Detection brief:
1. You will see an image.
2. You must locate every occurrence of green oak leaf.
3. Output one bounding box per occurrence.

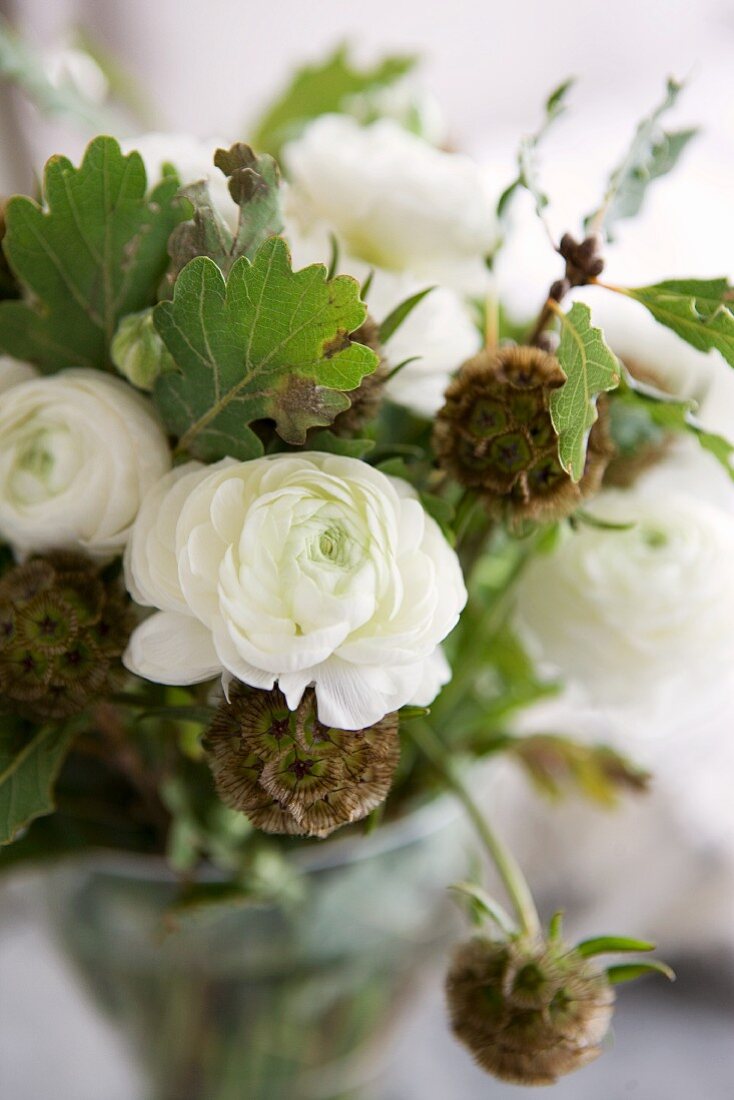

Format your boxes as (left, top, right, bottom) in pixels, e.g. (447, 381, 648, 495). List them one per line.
(618, 278, 734, 367)
(154, 237, 379, 461)
(252, 44, 416, 157)
(0, 136, 189, 372)
(0, 721, 77, 845)
(615, 369, 734, 479)
(550, 302, 621, 481)
(166, 143, 283, 284)
(585, 78, 696, 239)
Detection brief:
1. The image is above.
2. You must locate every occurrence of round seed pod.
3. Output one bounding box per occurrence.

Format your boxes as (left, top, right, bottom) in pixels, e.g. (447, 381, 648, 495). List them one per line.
(0, 552, 133, 721)
(446, 934, 615, 1086)
(434, 346, 612, 522)
(204, 683, 400, 838)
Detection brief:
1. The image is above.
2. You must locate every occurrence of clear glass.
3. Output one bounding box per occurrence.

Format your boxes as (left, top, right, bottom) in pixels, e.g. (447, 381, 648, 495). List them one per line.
(43, 799, 465, 1100)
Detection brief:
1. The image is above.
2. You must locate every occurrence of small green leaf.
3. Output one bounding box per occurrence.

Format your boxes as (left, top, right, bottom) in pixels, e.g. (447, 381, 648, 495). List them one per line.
(0, 722, 77, 845)
(378, 286, 436, 344)
(306, 431, 375, 458)
(548, 911, 564, 942)
(550, 301, 621, 480)
(0, 137, 189, 372)
(617, 278, 734, 368)
(577, 935, 655, 958)
(166, 143, 283, 283)
(585, 78, 696, 238)
(154, 237, 379, 461)
(496, 78, 575, 222)
(449, 881, 516, 935)
(607, 960, 676, 985)
(616, 370, 734, 480)
(253, 44, 417, 157)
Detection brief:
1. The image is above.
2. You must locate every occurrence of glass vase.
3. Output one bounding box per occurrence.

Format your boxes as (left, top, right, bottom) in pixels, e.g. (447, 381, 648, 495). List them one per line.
(43, 798, 465, 1100)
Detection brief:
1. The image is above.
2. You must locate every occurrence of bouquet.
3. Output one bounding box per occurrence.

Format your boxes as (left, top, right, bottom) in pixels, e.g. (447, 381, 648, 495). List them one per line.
(1, 37, 732, 1091)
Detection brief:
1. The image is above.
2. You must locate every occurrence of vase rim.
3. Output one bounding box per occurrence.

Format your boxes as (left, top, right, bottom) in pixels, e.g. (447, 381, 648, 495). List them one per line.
(54, 792, 462, 884)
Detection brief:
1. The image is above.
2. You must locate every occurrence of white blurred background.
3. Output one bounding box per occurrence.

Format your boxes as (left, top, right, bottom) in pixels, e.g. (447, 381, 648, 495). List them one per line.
(0, 1, 733, 1097)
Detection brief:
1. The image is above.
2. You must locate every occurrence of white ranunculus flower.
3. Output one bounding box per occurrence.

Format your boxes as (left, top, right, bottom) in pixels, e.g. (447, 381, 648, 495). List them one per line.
(367, 274, 481, 418)
(124, 453, 467, 729)
(0, 356, 36, 395)
(0, 369, 171, 558)
(283, 115, 495, 293)
(515, 487, 734, 719)
(122, 133, 234, 226)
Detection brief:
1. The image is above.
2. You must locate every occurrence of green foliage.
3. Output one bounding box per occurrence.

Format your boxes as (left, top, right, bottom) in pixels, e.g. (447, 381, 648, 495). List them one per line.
(550, 302, 621, 480)
(154, 237, 378, 461)
(0, 15, 122, 131)
(576, 935, 655, 958)
(510, 734, 650, 807)
(607, 960, 676, 985)
(585, 79, 696, 239)
(495, 79, 574, 225)
(0, 137, 188, 372)
(378, 286, 435, 343)
(0, 719, 77, 845)
(618, 278, 734, 368)
(166, 143, 283, 283)
(252, 44, 417, 157)
(615, 370, 734, 480)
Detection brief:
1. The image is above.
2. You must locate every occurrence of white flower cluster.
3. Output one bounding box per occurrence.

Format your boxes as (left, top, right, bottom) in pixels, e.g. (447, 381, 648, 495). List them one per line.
(283, 115, 495, 416)
(123, 453, 466, 729)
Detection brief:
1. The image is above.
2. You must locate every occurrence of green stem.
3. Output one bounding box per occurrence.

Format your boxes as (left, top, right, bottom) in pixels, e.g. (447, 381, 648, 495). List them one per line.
(407, 721, 541, 941)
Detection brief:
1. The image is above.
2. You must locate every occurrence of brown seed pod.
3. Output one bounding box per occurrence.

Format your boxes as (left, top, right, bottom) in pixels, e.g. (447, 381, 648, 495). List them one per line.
(446, 935, 615, 1086)
(204, 683, 400, 838)
(0, 552, 133, 721)
(434, 346, 612, 522)
(330, 316, 389, 437)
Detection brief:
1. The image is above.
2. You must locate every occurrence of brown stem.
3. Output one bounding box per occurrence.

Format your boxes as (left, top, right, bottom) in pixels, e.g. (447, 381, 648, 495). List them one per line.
(91, 702, 169, 833)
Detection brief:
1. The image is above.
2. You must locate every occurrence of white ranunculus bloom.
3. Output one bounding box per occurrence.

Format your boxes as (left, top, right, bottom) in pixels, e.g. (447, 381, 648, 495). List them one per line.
(124, 453, 467, 729)
(0, 356, 36, 395)
(367, 274, 481, 418)
(0, 369, 171, 558)
(122, 133, 234, 225)
(515, 487, 734, 719)
(283, 115, 495, 293)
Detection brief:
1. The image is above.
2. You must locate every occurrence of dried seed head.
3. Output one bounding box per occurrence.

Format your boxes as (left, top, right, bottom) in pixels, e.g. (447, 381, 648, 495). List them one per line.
(434, 346, 612, 522)
(204, 683, 400, 838)
(330, 316, 389, 437)
(0, 553, 133, 720)
(446, 935, 615, 1086)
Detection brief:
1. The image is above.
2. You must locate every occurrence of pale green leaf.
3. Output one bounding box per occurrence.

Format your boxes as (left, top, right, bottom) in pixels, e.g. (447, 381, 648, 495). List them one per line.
(576, 935, 655, 958)
(496, 78, 575, 222)
(166, 143, 283, 283)
(615, 370, 734, 480)
(0, 722, 76, 845)
(154, 237, 379, 461)
(585, 78, 696, 238)
(0, 136, 189, 372)
(607, 960, 676, 985)
(550, 302, 621, 480)
(378, 286, 435, 343)
(619, 277, 734, 367)
(253, 45, 416, 157)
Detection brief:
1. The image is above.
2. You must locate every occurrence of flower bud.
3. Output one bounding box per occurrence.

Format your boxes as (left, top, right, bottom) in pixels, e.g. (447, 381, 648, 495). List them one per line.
(446, 935, 614, 1085)
(0, 553, 133, 720)
(204, 683, 400, 838)
(434, 346, 612, 521)
(111, 308, 175, 391)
